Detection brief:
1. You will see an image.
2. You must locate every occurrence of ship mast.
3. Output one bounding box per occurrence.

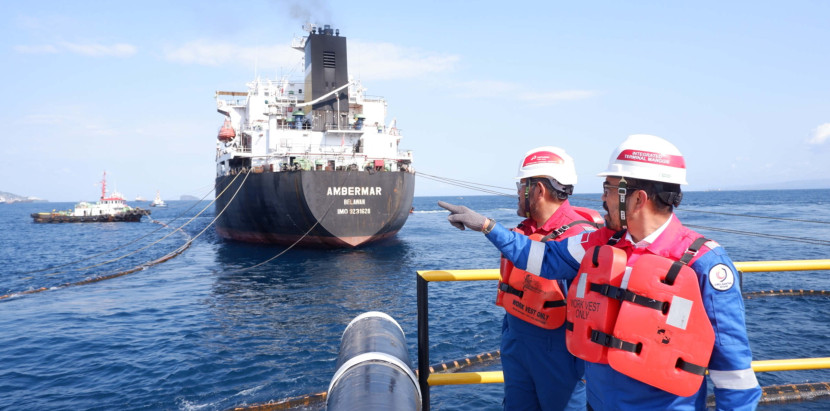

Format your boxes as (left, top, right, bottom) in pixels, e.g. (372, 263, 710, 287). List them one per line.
(101, 171, 107, 200)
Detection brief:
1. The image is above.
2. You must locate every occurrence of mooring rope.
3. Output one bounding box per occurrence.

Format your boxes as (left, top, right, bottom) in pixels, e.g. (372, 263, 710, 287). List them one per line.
(221, 168, 356, 274)
(685, 224, 830, 247)
(419, 170, 830, 249)
(0, 219, 193, 301)
(38, 171, 247, 277)
(15, 177, 229, 277)
(0, 171, 252, 301)
(417, 172, 513, 196)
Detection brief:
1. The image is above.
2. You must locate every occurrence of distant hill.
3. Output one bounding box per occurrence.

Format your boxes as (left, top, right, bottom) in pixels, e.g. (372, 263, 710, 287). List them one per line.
(180, 195, 199, 201)
(0, 190, 46, 203)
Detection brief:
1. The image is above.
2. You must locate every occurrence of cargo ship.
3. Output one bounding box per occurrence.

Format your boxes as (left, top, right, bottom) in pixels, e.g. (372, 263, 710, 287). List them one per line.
(31, 171, 150, 223)
(213, 24, 415, 248)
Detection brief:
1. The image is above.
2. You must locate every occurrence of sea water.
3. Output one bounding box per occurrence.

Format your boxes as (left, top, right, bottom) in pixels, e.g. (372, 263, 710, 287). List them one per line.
(1, 190, 829, 410)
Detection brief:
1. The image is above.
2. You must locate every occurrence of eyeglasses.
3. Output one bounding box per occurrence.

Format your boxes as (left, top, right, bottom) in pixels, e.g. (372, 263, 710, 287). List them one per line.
(516, 180, 531, 192)
(602, 182, 641, 197)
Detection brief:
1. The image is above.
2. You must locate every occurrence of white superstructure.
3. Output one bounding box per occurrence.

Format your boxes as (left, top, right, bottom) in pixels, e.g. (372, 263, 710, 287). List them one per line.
(214, 25, 413, 178)
(72, 172, 137, 216)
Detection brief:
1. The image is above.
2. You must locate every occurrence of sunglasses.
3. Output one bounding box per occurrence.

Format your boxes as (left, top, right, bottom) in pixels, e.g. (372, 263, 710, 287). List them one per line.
(602, 182, 641, 196)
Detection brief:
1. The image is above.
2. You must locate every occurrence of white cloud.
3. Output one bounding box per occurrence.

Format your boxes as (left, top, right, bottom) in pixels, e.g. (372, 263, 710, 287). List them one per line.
(452, 80, 597, 106)
(808, 123, 830, 144)
(349, 41, 460, 80)
(164, 39, 460, 81)
(164, 40, 300, 70)
(59, 42, 136, 57)
(13, 42, 136, 57)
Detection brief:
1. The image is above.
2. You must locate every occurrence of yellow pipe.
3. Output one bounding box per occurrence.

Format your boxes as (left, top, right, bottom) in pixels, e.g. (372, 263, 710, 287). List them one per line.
(417, 269, 500, 282)
(734, 259, 830, 272)
(751, 357, 830, 372)
(426, 357, 830, 386)
(428, 371, 505, 386)
(418, 259, 830, 282)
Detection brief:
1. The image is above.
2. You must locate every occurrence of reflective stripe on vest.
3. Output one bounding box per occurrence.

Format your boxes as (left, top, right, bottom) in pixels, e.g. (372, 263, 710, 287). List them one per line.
(498, 233, 568, 329)
(497, 219, 598, 330)
(565, 245, 628, 363)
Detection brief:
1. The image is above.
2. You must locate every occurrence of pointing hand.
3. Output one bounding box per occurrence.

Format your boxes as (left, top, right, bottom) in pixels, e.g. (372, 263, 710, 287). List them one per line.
(437, 201, 489, 232)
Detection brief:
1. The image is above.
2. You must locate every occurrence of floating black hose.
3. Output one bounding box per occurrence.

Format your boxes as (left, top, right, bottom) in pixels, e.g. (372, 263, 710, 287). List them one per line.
(744, 289, 830, 299)
(230, 392, 327, 411)
(414, 350, 501, 376)
(707, 382, 830, 408)
(0, 219, 193, 301)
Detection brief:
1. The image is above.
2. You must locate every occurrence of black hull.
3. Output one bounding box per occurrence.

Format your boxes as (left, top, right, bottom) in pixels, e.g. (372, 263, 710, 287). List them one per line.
(31, 210, 149, 223)
(215, 170, 415, 248)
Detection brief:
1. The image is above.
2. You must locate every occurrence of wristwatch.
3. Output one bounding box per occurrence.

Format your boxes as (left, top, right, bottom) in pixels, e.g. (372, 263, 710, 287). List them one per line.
(482, 218, 496, 235)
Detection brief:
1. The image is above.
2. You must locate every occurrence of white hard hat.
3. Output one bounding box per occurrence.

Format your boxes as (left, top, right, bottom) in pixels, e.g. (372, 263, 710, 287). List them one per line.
(598, 134, 688, 185)
(515, 146, 578, 185)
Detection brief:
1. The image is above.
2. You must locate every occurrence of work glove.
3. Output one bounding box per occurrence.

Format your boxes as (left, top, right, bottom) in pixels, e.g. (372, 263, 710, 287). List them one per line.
(438, 201, 489, 232)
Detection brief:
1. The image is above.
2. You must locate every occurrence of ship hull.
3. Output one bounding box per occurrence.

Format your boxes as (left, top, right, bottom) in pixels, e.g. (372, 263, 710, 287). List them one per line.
(214, 170, 415, 248)
(31, 210, 149, 223)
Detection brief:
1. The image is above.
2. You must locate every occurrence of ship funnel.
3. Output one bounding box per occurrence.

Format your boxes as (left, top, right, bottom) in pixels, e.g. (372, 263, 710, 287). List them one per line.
(303, 25, 348, 132)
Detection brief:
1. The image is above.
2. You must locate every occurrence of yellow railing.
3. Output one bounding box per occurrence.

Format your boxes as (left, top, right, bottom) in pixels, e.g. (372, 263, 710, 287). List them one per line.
(735, 259, 830, 272)
(419, 259, 830, 282)
(428, 357, 830, 386)
(416, 259, 830, 409)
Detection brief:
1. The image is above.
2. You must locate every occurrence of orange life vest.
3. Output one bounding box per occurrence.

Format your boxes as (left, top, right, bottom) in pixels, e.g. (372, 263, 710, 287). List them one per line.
(566, 238, 715, 397)
(573, 206, 604, 226)
(497, 212, 600, 329)
(497, 233, 568, 329)
(564, 245, 628, 362)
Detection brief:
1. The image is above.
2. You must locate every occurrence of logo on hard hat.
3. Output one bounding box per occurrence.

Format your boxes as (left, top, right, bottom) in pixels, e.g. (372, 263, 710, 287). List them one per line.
(523, 151, 564, 167)
(617, 149, 685, 169)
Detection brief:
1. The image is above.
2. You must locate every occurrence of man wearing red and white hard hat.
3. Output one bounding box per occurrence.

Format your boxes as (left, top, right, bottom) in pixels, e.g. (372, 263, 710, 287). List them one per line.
(440, 135, 762, 410)
(497, 146, 601, 411)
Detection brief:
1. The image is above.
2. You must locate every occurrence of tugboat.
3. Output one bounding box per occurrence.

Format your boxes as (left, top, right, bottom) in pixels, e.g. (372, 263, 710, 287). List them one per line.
(150, 190, 166, 207)
(31, 172, 150, 223)
(213, 24, 415, 248)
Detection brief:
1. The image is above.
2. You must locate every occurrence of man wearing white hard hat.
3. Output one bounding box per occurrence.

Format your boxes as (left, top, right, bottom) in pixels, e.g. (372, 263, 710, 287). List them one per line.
(439, 135, 761, 410)
(497, 146, 601, 411)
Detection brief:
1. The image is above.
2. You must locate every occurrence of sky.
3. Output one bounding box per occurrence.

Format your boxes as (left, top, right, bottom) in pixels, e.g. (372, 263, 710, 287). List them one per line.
(2, 1, 829, 201)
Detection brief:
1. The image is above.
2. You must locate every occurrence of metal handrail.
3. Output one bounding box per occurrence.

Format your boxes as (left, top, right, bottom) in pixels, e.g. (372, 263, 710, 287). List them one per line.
(428, 357, 830, 386)
(419, 259, 830, 282)
(416, 259, 830, 410)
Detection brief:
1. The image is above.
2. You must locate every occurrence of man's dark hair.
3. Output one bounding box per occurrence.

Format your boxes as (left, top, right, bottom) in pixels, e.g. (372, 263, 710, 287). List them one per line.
(624, 177, 682, 213)
(533, 177, 572, 201)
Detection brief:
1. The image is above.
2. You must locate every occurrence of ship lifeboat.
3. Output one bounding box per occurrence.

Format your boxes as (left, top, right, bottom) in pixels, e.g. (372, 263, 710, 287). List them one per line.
(218, 119, 236, 142)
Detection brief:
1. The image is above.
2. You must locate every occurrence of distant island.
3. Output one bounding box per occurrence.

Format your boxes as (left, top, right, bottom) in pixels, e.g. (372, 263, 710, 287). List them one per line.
(0, 190, 46, 204)
(180, 195, 199, 201)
